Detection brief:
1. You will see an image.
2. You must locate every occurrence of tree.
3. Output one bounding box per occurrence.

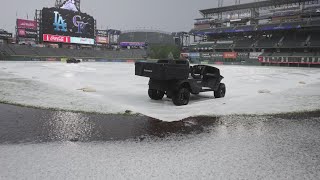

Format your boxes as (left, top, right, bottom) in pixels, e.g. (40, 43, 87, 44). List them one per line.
(149, 45, 180, 60)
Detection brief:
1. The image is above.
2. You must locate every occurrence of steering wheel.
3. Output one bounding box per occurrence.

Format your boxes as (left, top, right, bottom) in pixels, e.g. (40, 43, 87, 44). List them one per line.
(191, 66, 203, 79)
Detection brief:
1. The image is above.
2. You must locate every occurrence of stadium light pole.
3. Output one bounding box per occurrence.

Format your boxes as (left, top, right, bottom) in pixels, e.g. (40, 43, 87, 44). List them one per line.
(218, 0, 223, 7)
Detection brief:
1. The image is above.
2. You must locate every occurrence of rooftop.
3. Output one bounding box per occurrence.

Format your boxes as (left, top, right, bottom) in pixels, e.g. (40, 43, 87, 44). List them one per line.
(200, 0, 314, 15)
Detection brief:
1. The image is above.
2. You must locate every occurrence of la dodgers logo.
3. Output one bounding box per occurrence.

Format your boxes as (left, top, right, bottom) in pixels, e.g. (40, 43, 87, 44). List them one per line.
(53, 11, 67, 32)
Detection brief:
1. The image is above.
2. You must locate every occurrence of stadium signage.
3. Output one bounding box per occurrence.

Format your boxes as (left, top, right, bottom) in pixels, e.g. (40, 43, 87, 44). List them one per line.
(73, 15, 88, 34)
(249, 52, 263, 59)
(189, 53, 200, 57)
(237, 52, 249, 57)
(0, 32, 12, 39)
(70, 37, 94, 45)
(216, 40, 233, 44)
(17, 19, 37, 30)
(18, 29, 37, 38)
(43, 34, 71, 43)
(96, 36, 108, 44)
(96, 30, 108, 37)
(201, 53, 212, 58)
(42, 8, 94, 39)
(212, 53, 223, 58)
(223, 52, 237, 59)
(120, 42, 145, 47)
(180, 53, 189, 58)
(53, 11, 67, 32)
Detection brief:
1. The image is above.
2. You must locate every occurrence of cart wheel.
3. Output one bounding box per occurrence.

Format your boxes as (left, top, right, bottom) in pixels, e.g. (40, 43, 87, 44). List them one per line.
(172, 88, 190, 106)
(214, 83, 226, 98)
(148, 89, 165, 100)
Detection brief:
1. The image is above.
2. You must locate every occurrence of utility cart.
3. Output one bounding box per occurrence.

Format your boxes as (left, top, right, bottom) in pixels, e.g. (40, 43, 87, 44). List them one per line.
(135, 60, 226, 106)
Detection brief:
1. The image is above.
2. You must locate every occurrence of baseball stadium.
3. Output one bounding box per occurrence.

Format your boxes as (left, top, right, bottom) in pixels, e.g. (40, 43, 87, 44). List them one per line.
(189, 0, 320, 67)
(0, 0, 176, 62)
(1, 0, 320, 68)
(1, 1, 320, 179)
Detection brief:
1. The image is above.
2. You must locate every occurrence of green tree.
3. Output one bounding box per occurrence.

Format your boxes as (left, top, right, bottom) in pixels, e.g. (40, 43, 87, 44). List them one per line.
(149, 45, 180, 60)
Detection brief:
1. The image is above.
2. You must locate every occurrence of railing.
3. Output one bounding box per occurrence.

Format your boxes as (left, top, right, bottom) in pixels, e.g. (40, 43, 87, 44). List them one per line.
(121, 29, 172, 35)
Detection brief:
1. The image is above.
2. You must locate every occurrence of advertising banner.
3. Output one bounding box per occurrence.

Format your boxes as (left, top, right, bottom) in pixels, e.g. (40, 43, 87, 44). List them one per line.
(42, 7, 95, 39)
(223, 52, 238, 59)
(201, 53, 212, 58)
(120, 42, 145, 47)
(18, 29, 37, 38)
(180, 53, 189, 57)
(96, 36, 108, 44)
(249, 52, 263, 59)
(212, 53, 223, 58)
(70, 37, 94, 45)
(43, 34, 71, 43)
(189, 52, 200, 57)
(96, 30, 108, 37)
(216, 40, 233, 44)
(17, 19, 37, 30)
(237, 52, 249, 58)
(0, 32, 12, 39)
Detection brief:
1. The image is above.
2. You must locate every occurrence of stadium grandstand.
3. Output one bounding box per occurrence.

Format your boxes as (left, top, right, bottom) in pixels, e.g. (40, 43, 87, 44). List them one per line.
(0, 43, 147, 61)
(119, 30, 175, 46)
(187, 0, 320, 67)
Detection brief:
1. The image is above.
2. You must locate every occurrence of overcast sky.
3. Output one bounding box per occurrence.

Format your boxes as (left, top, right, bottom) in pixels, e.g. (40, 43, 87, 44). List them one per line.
(0, 0, 253, 33)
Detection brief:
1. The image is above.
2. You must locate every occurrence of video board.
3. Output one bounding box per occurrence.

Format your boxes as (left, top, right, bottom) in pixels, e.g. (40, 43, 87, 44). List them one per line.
(42, 7, 94, 39)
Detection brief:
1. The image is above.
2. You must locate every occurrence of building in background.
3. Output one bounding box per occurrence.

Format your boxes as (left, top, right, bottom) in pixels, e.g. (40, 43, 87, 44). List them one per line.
(187, 0, 320, 67)
(0, 29, 13, 44)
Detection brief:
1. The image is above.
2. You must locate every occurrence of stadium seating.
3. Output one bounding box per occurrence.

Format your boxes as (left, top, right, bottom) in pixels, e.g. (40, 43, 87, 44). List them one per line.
(281, 33, 308, 48)
(119, 31, 175, 45)
(215, 27, 235, 34)
(256, 35, 282, 48)
(272, 52, 293, 57)
(309, 33, 320, 47)
(308, 19, 320, 26)
(8, 45, 38, 56)
(280, 21, 305, 28)
(234, 38, 255, 48)
(257, 23, 280, 31)
(292, 52, 315, 57)
(0, 44, 15, 55)
(214, 43, 232, 49)
(0, 44, 147, 60)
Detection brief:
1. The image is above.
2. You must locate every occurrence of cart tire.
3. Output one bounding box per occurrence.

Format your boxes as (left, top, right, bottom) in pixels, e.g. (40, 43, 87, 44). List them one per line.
(148, 89, 165, 100)
(214, 83, 226, 98)
(172, 88, 190, 106)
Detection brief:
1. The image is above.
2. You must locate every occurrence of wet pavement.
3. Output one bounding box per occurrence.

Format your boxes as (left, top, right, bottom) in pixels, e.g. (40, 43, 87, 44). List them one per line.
(0, 103, 320, 179)
(0, 103, 219, 144)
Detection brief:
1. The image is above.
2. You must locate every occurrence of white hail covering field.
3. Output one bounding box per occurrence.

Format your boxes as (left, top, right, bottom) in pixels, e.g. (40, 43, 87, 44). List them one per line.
(0, 61, 320, 121)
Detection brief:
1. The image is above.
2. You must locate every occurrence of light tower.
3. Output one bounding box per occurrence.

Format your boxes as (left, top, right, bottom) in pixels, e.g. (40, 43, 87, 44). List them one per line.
(218, 0, 223, 7)
(55, 0, 81, 11)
